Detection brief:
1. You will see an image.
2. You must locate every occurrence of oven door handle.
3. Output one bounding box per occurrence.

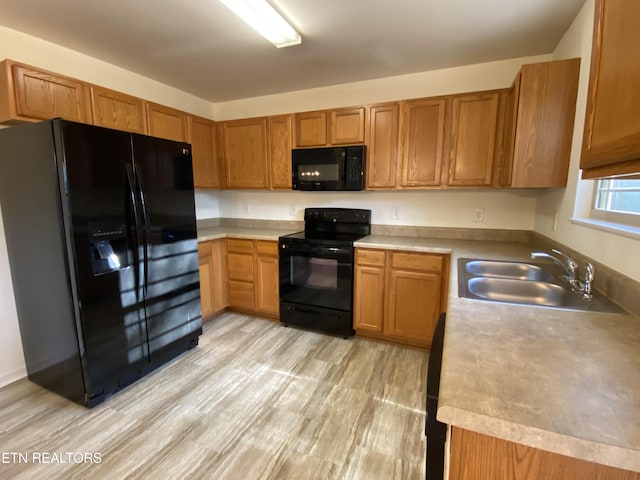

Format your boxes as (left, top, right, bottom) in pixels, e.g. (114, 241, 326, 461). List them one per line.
(280, 242, 352, 257)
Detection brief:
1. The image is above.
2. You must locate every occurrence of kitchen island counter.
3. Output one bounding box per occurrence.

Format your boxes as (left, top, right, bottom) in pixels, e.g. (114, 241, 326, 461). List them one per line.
(355, 234, 640, 473)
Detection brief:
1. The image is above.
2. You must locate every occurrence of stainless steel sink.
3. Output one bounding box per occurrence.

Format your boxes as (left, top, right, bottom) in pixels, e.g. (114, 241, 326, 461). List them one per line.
(458, 258, 624, 314)
(467, 277, 580, 307)
(465, 259, 555, 282)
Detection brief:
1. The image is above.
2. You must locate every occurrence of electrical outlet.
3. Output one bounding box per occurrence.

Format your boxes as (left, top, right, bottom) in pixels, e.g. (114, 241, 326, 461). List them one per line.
(242, 203, 250, 216)
(391, 207, 400, 219)
(289, 205, 297, 217)
(553, 211, 559, 232)
(474, 208, 484, 222)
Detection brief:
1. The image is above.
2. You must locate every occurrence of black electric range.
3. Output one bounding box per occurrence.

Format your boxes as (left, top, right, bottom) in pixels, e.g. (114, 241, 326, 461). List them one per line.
(278, 208, 371, 337)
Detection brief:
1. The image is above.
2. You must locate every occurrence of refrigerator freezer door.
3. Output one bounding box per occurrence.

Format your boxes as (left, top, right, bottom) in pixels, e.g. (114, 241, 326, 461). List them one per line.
(58, 121, 149, 398)
(131, 134, 202, 361)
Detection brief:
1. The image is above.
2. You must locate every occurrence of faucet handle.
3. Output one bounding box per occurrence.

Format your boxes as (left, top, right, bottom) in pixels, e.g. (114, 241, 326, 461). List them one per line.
(583, 262, 594, 299)
(551, 249, 579, 287)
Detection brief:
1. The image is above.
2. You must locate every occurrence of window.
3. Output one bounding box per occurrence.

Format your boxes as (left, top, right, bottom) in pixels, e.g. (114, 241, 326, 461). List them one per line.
(592, 178, 640, 227)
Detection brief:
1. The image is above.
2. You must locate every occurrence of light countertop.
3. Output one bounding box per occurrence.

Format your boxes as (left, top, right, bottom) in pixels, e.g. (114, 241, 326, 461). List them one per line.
(356, 234, 640, 473)
(199, 227, 640, 472)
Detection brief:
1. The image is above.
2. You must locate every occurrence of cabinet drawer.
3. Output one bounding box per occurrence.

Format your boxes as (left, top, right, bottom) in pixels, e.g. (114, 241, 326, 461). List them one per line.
(390, 252, 443, 273)
(227, 253, 254, 280)
(228, 280, 255, 309)
(256, 240, 278, 256)
(226, 238, 254, 254)
(356, 249, 386, 267)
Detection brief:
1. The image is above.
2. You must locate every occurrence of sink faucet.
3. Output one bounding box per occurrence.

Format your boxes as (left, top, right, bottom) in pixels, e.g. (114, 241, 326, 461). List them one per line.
(531, 249, 595, 299)
(530, 249, 579, 289)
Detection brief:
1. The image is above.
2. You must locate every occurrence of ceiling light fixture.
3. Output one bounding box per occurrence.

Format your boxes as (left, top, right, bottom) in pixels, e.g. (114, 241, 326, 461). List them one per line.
(220, 0, 301, 48)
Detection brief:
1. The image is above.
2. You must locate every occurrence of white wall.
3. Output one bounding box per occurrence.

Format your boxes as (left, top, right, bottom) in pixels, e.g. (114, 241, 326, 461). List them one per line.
(214, 55, 551, 120)
(217, 189, 537, 230)
(534, 0, 640, 283)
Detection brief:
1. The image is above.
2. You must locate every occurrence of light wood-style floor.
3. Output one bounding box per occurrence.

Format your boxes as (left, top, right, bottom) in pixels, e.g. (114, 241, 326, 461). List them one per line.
(0, 313, 428, 479)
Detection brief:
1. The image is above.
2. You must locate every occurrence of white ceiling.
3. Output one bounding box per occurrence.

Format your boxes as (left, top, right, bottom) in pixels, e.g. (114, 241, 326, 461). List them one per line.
(0, 0, 587, 102)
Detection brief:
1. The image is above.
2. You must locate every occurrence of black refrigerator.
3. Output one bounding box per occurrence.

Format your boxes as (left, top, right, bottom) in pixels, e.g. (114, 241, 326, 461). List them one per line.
(0, 119, 202, 407)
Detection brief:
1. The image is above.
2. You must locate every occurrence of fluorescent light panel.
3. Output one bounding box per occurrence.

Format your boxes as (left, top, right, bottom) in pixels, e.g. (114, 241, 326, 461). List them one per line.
(220, 0, 301, 48)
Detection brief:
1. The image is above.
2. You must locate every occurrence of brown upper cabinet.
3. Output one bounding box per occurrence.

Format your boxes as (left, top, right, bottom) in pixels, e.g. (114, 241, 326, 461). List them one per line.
(500, 58, 580, 188)
(445, 91, 501, 187)
(0, 59, 90, 124)
(218, 117, 269, 189)
(581, 0, 640, 179)
(90, 85, 147, 134)
(146, 102, 189, 142)
(188, 115, 220, 189)
(267, 114, 293, 189)
(365, 103, 400, 189)
(398, 97, 447, 188)
(294, 106, 366, 147)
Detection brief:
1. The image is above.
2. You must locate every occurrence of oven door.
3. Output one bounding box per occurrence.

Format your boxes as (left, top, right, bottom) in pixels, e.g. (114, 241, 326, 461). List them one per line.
(279, 239, 354, 312)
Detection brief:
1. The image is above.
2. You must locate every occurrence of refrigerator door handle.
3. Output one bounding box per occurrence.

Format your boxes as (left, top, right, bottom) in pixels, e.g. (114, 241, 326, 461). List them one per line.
(125, 163, 143, 298)
(133, 164, 150, 290)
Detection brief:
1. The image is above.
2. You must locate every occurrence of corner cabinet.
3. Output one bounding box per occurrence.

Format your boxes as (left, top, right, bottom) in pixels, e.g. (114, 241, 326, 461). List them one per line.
(501, 58, 580, 187)
(0, 60, 90, 124)
(198, 239, 228, 320)
(218, 117, 269, 189)
(580, 0, 640, 179)
(354, 248, 449, 349)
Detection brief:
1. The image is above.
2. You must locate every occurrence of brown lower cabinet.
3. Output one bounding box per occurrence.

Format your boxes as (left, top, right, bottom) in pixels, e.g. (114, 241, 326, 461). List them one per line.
(353, 248, 449, 349)
(226, 238, 279, 319)
(449, 427, 640, 480)
(198, 239, 228, 320)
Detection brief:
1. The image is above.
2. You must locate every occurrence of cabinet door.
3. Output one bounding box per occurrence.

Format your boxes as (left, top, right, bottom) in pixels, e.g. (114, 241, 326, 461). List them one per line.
(294, 111, 327, 147)
(220, 118, 268, 189)
(500, 75, 521, 186)
(90, 85, 147, 134)
(268, 114, 293, 189)
(330, 107, 366, 145)
(353, 264, 386, 332)
(384, 253, 443, 348)
(7, 61, 89, 123)
(399, 98, 447, 188)
(198, 242, 214, 318)
(581, 0, 640, 178)
(146, 102, 188, 142)
(255, 242, 280, 316)
(447, 92, 499, 186)
(188, 115, 220, 189)
(209, 239, 228, 313)
(509, 59, 580, 187)
(366, 103, 400, 189)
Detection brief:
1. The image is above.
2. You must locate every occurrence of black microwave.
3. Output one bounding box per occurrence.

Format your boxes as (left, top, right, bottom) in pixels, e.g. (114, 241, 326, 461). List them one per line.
(292, 145, 365, 191)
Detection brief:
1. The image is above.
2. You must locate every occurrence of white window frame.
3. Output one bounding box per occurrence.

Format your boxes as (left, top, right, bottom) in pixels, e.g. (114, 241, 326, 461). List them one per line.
(591, 178, 640, 228)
